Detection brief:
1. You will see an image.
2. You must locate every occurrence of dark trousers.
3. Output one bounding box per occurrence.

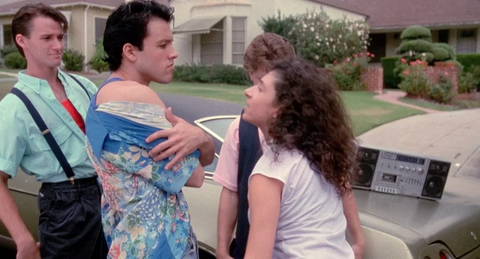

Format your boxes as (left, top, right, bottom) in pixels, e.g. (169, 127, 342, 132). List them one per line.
(37, 177, 107, 259)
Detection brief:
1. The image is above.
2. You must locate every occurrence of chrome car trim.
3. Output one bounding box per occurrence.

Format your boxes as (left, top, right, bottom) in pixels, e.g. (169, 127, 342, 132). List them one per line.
(8, 187, 37, 197)
(194, 115, 239, 142)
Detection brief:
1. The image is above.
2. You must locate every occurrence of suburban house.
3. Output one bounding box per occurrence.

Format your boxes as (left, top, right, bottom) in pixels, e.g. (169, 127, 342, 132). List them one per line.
(1, 0, 478, 67)
(314, 0, 480, 63)
(172, 0, 480, 65)
(171, 0, 365, 65)
(0, 0, 169, 70)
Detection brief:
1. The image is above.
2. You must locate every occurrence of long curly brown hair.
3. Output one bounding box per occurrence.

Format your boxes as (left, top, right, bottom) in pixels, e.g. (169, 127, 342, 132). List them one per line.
(269, 59, 357, 195)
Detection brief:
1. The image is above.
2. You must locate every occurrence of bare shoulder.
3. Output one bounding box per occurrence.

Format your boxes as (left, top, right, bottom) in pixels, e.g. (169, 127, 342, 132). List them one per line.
(96, 80, 165, 108)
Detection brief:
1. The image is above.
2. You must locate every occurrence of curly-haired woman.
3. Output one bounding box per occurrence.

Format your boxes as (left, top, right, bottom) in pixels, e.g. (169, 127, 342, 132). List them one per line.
(242, 58, 357, 258)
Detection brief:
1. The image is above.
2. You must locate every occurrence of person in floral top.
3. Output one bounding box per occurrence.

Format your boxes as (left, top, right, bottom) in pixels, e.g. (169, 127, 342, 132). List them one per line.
(85, 1, 214, 258)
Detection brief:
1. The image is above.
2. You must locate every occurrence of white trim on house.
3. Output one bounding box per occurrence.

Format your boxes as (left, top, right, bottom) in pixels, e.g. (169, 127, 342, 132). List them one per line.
(52, 2, 115, 11)
(0, 24, 4, 47)
(92, 15, 108, 43)
(84, 4, 91, 71)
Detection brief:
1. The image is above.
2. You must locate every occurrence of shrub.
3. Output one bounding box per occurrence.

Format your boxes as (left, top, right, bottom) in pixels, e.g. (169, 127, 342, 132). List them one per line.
(4, 52, 26, 69)
(381, 57, 401, 88)
(432, 43, 455, 60)
(0, 46, 19, 58)
(62, 49, 84, 71)
(259, 11, 297, 41)
(263, 10, 369, 67)
(457, 54, 480, 72)
(431, 47, 449, 61)
(458, 71, 478, 94)
(329, 52, 371, 91)
(89, 40, 109, 73)
(400, 25, 432, 41)
(428, 75, 456, 103)
(173, 64, 249, 85)
(398, 61, 431, 97)
(396, 39, 433, 55)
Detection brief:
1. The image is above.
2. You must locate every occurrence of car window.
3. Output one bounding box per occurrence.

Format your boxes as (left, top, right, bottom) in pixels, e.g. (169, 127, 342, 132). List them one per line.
(195, 116, 237, 142)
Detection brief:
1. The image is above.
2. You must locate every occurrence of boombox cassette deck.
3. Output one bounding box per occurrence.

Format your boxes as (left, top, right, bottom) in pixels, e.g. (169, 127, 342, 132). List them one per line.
(353, 145, 451, 200)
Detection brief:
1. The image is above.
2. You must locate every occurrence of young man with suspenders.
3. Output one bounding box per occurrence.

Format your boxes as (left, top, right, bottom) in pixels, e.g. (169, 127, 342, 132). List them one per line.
(0, 4, 108, 259)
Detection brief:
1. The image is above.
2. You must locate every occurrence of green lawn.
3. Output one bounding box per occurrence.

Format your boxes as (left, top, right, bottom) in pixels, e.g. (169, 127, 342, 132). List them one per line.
(1, 80, 424, 136)
(400, 97, 480, 111)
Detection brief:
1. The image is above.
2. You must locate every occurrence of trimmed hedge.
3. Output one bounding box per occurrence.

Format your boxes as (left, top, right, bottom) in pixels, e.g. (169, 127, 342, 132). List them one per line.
(457, 54, 480, 72)
(381, 57, 401, 89)
(400, 26, 432, 41)
(4, 51, 26, 69)
(173, 64, 249, 85)
(396, 39, 433, 55)
(0, 46, 19, 58)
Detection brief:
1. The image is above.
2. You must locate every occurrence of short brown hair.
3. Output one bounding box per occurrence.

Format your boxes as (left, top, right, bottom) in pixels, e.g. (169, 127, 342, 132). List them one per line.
(243, 33, 296, 74)
(12, 3, 68, 57)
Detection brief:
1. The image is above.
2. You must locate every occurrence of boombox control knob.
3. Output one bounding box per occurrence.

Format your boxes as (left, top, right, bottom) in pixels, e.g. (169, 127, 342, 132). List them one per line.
(399, 166, 404, 170)
(435, 165, 442, 171)
(364, 152, 371, 159)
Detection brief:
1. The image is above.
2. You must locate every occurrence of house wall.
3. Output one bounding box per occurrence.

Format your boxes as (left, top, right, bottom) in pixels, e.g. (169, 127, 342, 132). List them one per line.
(385, 32, 402, 57)
(172, 0, 366, 65)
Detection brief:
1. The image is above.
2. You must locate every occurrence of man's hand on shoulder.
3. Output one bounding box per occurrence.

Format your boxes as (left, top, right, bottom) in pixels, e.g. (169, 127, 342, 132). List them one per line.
(146, 107, 214, 169)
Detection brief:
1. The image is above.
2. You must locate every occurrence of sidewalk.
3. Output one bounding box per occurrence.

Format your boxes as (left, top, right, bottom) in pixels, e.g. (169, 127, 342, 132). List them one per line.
(374, 90, 440, 113)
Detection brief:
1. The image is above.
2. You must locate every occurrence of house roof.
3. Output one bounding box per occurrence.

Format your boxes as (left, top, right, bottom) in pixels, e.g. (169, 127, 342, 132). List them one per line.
(0, 0, 125, 15)
(314, 0, 480, 31)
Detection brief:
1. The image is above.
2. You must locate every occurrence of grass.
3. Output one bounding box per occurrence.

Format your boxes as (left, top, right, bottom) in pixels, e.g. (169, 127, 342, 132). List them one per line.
(1, 79, 424, 136)
(399, 96, 480, 111)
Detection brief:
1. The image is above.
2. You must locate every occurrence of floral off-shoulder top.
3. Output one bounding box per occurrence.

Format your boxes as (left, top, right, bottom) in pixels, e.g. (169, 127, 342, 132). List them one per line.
(85, 101, 200, 259)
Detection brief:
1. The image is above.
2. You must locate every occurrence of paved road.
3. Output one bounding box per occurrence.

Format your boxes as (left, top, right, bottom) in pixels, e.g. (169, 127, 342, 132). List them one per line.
(160, 93, 243, 122)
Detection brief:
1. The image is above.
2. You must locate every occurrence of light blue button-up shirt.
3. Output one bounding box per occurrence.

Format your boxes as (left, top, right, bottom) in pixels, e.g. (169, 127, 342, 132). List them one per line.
(0, 70, 98, 183)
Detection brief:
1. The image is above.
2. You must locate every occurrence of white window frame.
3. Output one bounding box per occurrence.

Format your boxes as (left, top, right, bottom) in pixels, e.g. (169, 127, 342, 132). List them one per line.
(93, 15, 108, 44)
(231, 16, 246, 65)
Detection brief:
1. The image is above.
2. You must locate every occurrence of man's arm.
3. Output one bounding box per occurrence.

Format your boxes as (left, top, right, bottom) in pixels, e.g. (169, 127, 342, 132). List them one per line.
(0, 171, 40, 259)
(216, 187, 238, 259)
(146, 107, 215, 169)
(343, 189, 365, 259)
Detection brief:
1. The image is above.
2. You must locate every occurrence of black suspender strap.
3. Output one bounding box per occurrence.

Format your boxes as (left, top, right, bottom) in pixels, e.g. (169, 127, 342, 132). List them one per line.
(67, 73, 91, 100)
(10, 88, 76, 184)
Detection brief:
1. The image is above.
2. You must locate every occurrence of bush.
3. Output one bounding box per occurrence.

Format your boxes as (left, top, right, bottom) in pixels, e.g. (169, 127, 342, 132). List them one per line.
(396, 39, 433, 55)
(329, 52, 371, 91)
(432, 43, 455, 60)
(431, 47, 449, 61)
(458, 71, 478, 93)
(259, 11, 297, 41)
(89, 40, 109, 73)
(4, 52, 26, 69)
(457, 54, 480, 72)
(0, 46, 19, 58)
(261, 10, 369, 67)
(62, 49, 84, 71)
(400, 25, 432, 41)
(381, 57, 401, 88)
(398, 61, 431, 97)
(173, 64, 249, 85)
(428, 75, 456, 103)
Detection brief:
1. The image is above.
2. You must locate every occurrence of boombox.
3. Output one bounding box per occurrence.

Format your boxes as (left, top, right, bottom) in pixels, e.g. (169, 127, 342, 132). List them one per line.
(353, 145, 451, 200)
